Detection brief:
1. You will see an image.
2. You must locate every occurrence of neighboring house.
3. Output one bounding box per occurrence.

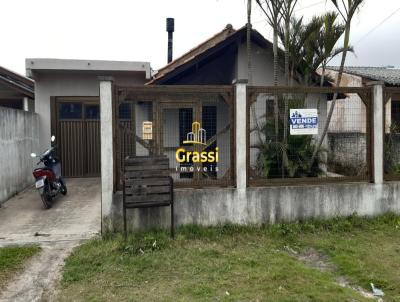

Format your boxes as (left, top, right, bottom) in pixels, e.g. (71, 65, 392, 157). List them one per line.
(0, 66, 34, 110)
(324, 66, 400, 133)
(26, 59, 151, 177)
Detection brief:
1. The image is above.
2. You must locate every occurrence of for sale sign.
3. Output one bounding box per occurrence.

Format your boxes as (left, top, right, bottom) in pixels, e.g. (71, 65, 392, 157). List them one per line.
(289, 109, 318, 135)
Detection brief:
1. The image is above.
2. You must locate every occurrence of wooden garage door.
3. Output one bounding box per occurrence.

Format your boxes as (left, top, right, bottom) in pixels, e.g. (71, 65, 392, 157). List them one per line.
(54, 98, 100, 177)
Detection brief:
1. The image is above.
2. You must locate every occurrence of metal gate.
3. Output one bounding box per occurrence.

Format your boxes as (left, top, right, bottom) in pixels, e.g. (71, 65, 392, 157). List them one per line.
(53, 97, 101, 177)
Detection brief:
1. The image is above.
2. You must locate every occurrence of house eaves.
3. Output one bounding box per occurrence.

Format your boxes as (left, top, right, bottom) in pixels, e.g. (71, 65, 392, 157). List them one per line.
(147, 25, 272, 85)
(26, 58, 151, 79)
(0, 66, 34, 98)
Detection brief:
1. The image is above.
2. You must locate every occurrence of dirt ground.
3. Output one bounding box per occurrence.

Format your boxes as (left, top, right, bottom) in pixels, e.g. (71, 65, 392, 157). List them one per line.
(0, 178, 101, 302)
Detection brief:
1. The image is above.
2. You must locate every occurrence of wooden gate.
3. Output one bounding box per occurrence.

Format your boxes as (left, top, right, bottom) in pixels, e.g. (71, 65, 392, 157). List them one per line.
(114, 85, 235, 188)
(52, 97, 101, 177)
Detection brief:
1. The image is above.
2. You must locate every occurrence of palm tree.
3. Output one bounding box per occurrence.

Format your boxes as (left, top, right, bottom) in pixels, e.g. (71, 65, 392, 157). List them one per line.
(282, 0, 298, 86)
(281, 0, 297, 177)
(247, 0, 263, 144)
(278, 16, 306, 85)
(317, 12, 346, 87)
(310, 0, 364, 165)
(255, 0, 284, 139)
(247, 0, 253, 85)
(277, 16, 324, 86)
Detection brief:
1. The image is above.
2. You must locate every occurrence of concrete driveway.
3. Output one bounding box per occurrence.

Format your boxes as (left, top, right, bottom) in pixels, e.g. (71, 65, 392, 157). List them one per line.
(0, 178, 101, 245)
(0, 178, 101, 301)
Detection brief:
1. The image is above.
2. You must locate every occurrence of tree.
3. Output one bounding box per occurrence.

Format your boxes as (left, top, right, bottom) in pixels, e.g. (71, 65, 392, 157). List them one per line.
(281, 0, 297, 177)
(317, 12, 347, 87)
(310, 0, 364, 165)
(247, 0, 263, 144)
(281, 0, 298, 86)
(247, 0, 253, 85)
(256, 0, 284, 139)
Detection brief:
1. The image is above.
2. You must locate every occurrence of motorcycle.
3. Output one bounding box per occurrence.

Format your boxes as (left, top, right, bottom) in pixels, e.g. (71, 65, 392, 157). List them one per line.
(30, 135, 67, 209)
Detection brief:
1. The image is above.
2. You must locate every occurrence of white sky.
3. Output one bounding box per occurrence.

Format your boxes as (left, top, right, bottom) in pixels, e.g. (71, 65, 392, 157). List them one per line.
(1, 0, 399, 75)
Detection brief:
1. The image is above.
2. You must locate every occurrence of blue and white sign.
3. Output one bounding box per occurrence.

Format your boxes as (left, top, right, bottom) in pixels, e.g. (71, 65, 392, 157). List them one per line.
(290, 109, 318, 135)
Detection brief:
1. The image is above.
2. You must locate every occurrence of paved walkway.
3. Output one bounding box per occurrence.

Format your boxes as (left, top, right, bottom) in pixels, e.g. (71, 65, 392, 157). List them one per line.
(0, 178, 101, 301)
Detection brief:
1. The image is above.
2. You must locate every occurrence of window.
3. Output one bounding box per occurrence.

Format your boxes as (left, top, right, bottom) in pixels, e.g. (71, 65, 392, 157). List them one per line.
(179, 108, 193, 144)
(202, 106, 217, 178)
(85, 104, 100, 119)
(392, 100, 400, 129)
(119, 103, 131, 120)
(59, 103, 82, 119)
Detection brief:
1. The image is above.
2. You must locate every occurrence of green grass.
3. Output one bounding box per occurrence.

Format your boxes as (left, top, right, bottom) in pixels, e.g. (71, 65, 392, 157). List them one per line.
(0, 245, 41, 289)
(60, 214, 400, 301)
(298, 214, 400, 301)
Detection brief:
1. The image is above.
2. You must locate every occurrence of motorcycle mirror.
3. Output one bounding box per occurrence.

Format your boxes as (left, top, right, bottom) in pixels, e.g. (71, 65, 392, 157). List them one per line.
(51, 135, 56, 142)
(30, 153, 37, 158)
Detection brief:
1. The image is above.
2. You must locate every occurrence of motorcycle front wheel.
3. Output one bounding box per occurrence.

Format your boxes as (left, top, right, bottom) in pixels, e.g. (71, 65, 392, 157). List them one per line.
(40, 182, 53, 209)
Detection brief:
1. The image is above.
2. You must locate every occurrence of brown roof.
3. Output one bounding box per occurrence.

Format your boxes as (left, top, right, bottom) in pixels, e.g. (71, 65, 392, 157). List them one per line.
(147, 24, 238, 85)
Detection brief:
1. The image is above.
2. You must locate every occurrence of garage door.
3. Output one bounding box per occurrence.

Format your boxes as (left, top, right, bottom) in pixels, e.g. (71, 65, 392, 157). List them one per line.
(54, 98, 100, 177)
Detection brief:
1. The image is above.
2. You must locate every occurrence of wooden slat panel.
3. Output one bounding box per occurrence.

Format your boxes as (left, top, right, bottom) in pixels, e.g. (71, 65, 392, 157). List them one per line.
(86, 121, 101, 176)
(124, 194, 171, 203)
(124, 156, 169, 165)
(125, 185, 171, 195)
(125, 164, 169, 171)
(59, 121, 85, 177)
(125, 201, 171, 208)
(125, 170, 170, 178)
(125, 178, 170, 186)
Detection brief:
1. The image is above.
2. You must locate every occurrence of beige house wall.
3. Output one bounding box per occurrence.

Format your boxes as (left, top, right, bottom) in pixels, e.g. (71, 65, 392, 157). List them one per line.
(324, 70, 368, 133)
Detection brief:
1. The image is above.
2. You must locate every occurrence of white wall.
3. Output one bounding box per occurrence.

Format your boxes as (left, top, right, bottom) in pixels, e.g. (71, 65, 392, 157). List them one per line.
(135, 102, 152, 156)
(237, 42, 287, 85)
(33, 71, 147, 149)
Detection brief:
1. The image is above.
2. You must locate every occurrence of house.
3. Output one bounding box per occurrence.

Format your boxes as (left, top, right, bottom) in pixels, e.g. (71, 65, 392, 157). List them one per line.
(0, 66, 34, 111)
(26, 58, 151, 177)
(147, 24, 330, 179)
(324, 66, 400, 133)
(319, 66, 400, 171)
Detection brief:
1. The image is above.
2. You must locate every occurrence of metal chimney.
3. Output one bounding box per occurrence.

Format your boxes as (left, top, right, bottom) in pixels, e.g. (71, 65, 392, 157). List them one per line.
(166, 18, 174, 63)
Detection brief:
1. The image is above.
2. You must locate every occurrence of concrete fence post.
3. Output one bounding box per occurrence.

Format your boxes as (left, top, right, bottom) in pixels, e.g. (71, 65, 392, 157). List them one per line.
(371, 82, 384, 184)
(234, 80, 248, 190)
(23, 97, 29, 111)
(99, 76, 114, 233)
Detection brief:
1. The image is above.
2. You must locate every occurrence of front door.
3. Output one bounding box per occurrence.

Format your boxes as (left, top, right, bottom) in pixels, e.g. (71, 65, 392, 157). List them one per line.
(54, 98, 100, 177)
(159, 102, 218, 183)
